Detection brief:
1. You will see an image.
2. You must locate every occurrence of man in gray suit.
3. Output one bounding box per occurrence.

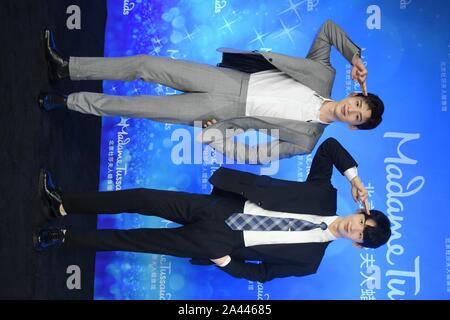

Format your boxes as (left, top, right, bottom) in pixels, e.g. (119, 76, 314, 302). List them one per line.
(40, 20, 384, 163)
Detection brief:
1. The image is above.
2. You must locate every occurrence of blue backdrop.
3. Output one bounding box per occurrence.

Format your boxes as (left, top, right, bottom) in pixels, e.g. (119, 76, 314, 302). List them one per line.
(94, 0, 450, 299)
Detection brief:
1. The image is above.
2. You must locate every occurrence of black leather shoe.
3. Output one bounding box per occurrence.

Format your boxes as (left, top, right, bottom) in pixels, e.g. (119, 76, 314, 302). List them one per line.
(38, 92, 68, 111)
(33, 228, 66, 251)
(44, 29, 69, 81)
(39, 169, 63, 218)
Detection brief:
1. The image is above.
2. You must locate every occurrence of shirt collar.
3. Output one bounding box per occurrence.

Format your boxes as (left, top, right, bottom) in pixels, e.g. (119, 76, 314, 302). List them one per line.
(313, 94, 334, 125)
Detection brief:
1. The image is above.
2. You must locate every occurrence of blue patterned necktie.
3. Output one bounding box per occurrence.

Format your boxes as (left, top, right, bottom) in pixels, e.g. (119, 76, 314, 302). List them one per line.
(225, 213, 328, 231)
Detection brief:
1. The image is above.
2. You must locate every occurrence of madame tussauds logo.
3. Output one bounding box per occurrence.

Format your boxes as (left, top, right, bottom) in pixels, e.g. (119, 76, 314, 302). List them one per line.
(123, 0, 135, 15)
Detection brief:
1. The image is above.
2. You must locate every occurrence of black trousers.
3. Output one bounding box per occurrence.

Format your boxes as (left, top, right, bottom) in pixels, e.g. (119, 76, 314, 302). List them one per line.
(62, 188, 246, 259)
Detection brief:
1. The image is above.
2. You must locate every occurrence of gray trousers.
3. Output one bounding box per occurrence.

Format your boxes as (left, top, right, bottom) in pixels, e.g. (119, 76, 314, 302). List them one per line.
(67, 55, 249, 124)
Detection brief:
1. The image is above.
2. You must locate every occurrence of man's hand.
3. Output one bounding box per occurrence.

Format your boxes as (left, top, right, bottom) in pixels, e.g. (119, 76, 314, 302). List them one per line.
(351, 54, 368, 96)
(210, 255, 230, 266)
(351, 176, 371, 214)
(202, 118, 217, 128)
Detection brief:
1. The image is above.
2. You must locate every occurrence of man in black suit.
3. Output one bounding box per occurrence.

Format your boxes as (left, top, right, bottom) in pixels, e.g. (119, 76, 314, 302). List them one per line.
(35, 138, 391, 283)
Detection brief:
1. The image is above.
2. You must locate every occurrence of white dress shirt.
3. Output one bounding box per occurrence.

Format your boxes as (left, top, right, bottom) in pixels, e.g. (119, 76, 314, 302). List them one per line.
(217, 210, 337, 267)
(245, 70, 331, 124)
(241, 202, 338, 247)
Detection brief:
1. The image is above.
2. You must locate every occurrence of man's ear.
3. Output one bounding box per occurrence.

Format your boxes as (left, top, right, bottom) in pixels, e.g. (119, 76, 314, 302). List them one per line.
(348, 125, 358, 130)
(352, 242, 363, 249)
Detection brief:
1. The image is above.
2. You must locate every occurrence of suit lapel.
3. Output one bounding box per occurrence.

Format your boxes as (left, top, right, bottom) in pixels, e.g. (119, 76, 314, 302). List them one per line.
(237, 241, 330, 266)
(203, 116, 325, 147)
(260, 51, 335, 98)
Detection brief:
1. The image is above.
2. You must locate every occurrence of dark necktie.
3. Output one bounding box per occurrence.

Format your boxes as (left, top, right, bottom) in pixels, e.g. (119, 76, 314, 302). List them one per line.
(225, 213, 327, 231)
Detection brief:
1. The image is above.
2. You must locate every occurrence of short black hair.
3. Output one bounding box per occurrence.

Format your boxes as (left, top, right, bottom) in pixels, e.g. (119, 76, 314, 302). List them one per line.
(356, 93, 384, 130)
(361, 209, 391, 248)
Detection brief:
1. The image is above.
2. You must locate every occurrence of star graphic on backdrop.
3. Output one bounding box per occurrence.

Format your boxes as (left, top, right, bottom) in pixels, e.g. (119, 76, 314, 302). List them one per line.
(152, 36, 163, 47)
(274, 19, 301, 46)
(150, 45, 162, 55)
(249, 28, 270, 47)
(182, 27, 199, 42)
(278, 0, 305, 21)
(219, 16, 240, 33)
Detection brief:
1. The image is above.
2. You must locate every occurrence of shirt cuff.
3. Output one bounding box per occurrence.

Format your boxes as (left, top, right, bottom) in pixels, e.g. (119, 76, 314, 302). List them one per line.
(216, 256, 232, 267)
(344, 166, 358, 182)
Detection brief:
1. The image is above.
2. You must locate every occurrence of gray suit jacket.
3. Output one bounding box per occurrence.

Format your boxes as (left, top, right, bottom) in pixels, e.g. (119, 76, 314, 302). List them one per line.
(198, 20, 361, 163)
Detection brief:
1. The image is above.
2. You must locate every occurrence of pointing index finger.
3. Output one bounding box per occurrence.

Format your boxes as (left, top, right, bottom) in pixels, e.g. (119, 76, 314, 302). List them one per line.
(363, 199, 371, 215)
(361, 81, 368, 96)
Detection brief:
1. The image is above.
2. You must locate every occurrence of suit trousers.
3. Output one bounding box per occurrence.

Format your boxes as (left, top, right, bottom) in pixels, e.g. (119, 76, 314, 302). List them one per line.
(67, 56, 249, 124)
(63, 188, 246, 259)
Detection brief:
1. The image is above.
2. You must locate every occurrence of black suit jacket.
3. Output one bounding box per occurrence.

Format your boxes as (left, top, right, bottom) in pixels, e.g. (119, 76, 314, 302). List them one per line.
(206, 138, 358, 282)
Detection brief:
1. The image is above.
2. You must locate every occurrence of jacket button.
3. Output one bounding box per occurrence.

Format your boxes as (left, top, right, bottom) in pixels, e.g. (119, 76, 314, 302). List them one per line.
(257, 201, 262, 206)
(268, 58, 273, 62)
